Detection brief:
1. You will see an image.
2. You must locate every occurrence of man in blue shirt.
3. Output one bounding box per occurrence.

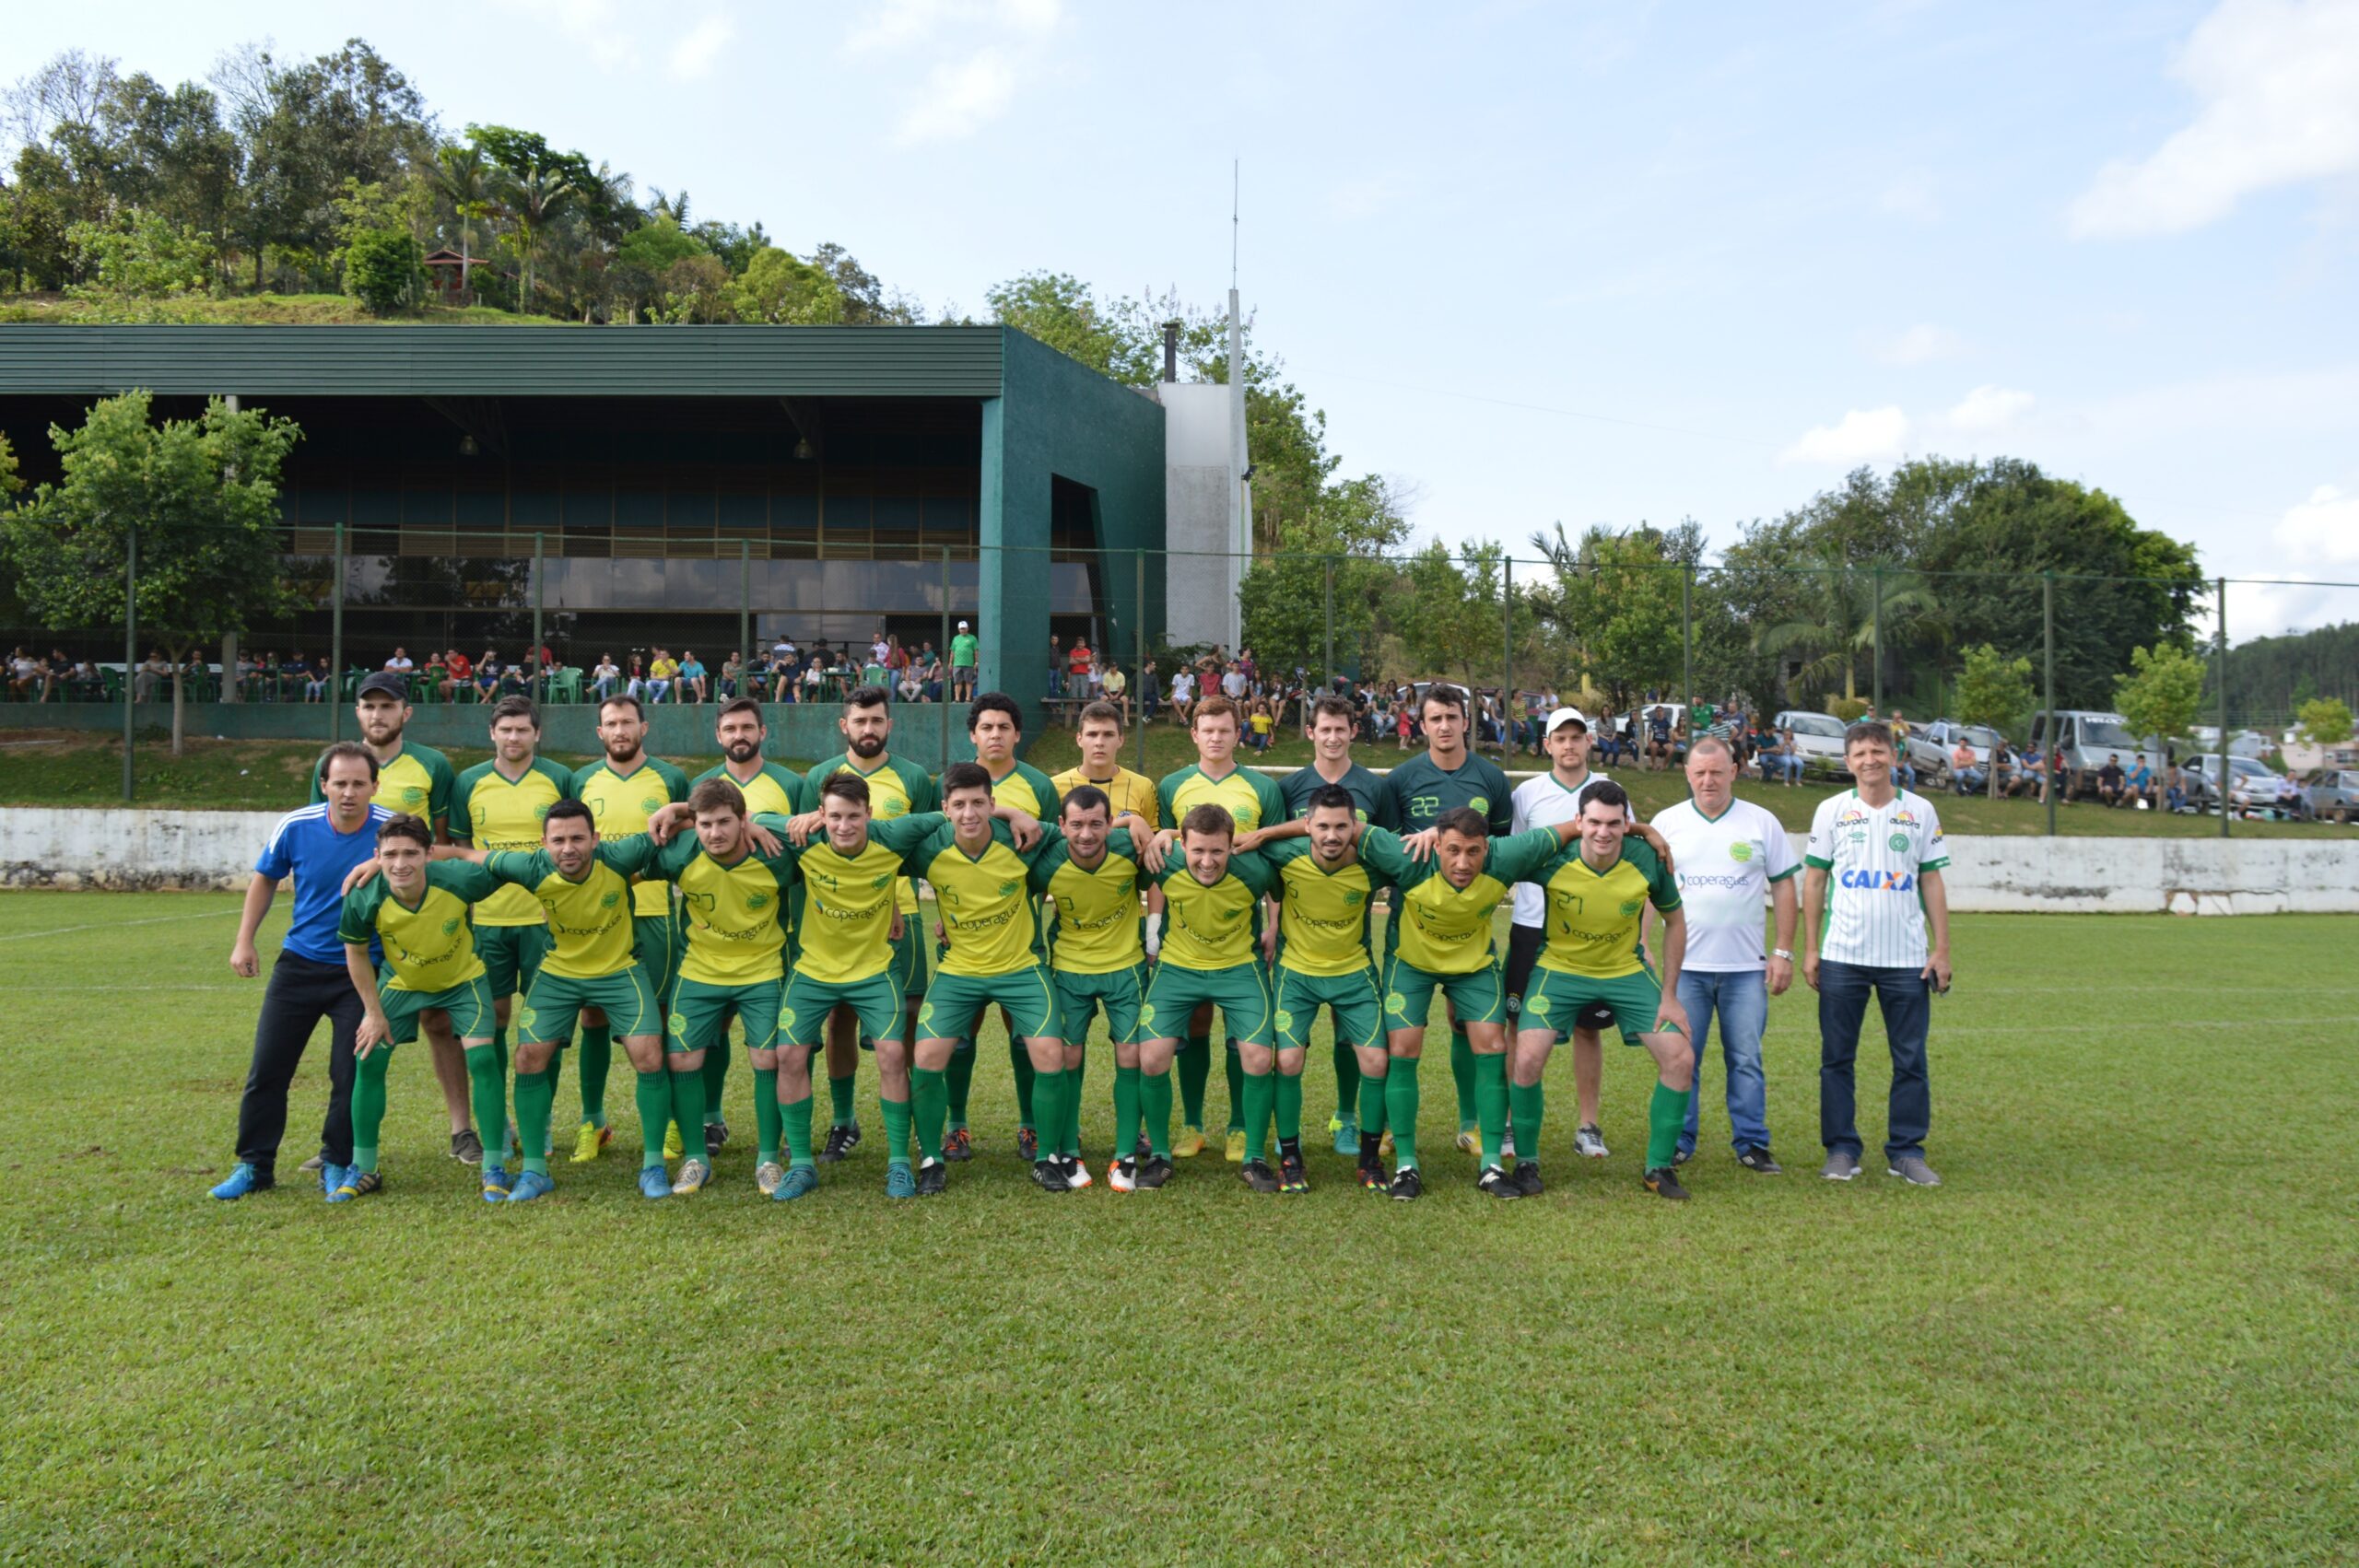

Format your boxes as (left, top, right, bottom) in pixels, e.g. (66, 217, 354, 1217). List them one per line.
(211, 743, 395, 1199)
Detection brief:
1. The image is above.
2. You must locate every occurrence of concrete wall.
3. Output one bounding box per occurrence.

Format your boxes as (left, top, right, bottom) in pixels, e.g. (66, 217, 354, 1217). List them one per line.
(1, 808, 281, 890)
(1161, 380, 1242, 651)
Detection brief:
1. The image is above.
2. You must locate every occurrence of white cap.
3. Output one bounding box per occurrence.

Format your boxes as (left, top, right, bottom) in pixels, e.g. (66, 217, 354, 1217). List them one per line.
(957, 620, 969, 629)
(1546, 706, 1589, 733)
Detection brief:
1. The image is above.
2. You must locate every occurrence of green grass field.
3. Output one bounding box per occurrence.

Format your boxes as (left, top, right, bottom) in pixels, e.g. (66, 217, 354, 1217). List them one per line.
(1, 893, 2352, 1563)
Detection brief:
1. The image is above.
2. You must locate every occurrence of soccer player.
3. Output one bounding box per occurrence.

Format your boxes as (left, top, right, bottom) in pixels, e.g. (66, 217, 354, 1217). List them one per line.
(947, 692, 1062, 1161)
(1273, 693, 1397, 1153)
(1134, 803, 1279, 1190)
(309, 671, 477, 1168)
(795, 686, 938, 1164)
(568, 694, 689, 1164)
(1384, 683, 1513, 1158)
(335, 813, 501, 1201)
(1149, 694, 1285, 1161)
(1653, 737, 1799, 1172)
(449, 697, 574, 1166)
(1802, 721, 1953, 1187)
(1513, 781, 1695, 1200)
(898, 762, 1064, 1195)
(211, 743, 394, 1200)
(1028, 785, 1151, 1190)
(1050, 700, 1159, 829)
(1255, 784, 1397, 1193)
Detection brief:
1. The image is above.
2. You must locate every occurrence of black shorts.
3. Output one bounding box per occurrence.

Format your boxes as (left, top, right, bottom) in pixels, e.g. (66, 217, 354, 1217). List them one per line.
(1501, 923, 1614, 1032)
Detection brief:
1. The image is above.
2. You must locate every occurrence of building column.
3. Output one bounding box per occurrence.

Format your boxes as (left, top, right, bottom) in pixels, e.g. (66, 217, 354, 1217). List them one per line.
(977, 394, 1050, 734)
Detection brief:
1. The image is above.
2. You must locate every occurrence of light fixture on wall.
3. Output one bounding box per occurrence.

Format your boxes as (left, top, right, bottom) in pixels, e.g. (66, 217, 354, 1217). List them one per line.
(458, 434, 479, 458)
(792, 436, 814, 461)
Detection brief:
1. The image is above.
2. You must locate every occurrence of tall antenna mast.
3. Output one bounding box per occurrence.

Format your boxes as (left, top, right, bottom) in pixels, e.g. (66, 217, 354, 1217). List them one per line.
(1231, 158, 1239, 289)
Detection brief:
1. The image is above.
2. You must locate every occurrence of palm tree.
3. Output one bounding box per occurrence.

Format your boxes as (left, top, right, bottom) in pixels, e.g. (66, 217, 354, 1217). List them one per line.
(1756, 550, 1942, 706)
(431, 145, 491, 299)
(504, 163, 575, 312)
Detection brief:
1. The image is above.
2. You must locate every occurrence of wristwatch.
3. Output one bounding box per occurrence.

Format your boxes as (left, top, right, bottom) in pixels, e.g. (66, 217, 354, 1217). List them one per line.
(1772, 948, 1794, 961)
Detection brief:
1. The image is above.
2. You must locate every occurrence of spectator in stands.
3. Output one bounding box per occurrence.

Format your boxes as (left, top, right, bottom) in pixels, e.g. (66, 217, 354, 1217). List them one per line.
(1047, 634, 1064, 697)
(1645, 704, 1673, 770)
(433, 648, 467, 703)
(771, 647, 800, 703)
(1102, 661, 1129, 723)
(717, 651, 741, 699)
(383, 646, 414, 674)
(1070, 638, 1095, 696)
(677, 650, 709, 703)
(897, 656, 925, 704)
(230, 648, 257, 701)
(2125, 753, 2154, 807)
(1168, 666, 1194, 725)
(770, 634, 794, 671)
(590, 654, 620, 702)
(133, 649, 171, 702)
(862, 649, 890, 693)
(1950, 735, 1985, 795)
(646, 648, 678, 704)
(279, 652, 309, 702)
(1776, 724, 1804, 786)
(1249, 695, 1275, 753)
(2164, 760, 2188, 812)
(1221, 660, 1249, 702)
(475, 650, 502, 703)
(950, 620, 978, 702)
(2096, 754, 2126, 807)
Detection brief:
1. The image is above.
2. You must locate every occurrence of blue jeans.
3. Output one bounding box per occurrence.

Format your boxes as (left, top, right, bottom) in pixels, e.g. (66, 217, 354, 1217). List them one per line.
(1677, 969, 1771, 1156)
(1817, 960, 1931, 1161)
(1953, 766, 1985, 794)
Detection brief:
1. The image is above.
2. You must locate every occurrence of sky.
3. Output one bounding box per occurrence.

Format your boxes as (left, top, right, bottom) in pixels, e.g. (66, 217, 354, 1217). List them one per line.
(13, 0, 2359, 638)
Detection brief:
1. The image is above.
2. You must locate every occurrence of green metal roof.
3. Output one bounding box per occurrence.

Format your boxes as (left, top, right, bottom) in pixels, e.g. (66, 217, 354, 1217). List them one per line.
(0, 324, 1006, 398)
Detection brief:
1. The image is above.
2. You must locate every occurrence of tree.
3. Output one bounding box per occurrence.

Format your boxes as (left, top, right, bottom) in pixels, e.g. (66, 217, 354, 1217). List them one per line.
(1755, 548, 1940, 708)
(812, 241, 921, 323)
(65, 208, 217, 298)
(1237, 475, 1410, 675)
(1530, 523, 1689, 709)
(1954, 642, 2034, 797)
(986, 272, 1146, 380)
(0, 392, 301, 755)
(465, 124, 594, 311)
(342, 227, 419, 314)
(733, 246, 843, 325)
(2296, 696, 2353, 748)
(656, 253, 733, 323)
(429, 144, 491, 297)
(2113, 641, 2206, 756)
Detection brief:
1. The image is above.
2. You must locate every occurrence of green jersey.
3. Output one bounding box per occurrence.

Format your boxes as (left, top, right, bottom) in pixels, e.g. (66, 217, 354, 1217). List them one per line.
(1261, 837, 1393, 977)
(951, 632, 978, 668)
(1029, 826, 1146, 975)
(783, 813, 941, 985)
(1359, 825, 1562, 975)
(337, 860, 500, 991)
(1531, 837, 1681, 981)
(894, 819, 1053, 977)
(982, 759, 1061, 824)
(648, 822, 800, 988)
(1279, 761, 1397, 829)
(1158, 762, 1286, 837)
(1384, 750, 1512, 835)
(693, 761, 802, 822)
(483, 839, 658, 979)
(1150, 851, 1278, 971)
(798, 752, 939, 916)
(451, 757, 576, 926)
(572, 755, 691, 916)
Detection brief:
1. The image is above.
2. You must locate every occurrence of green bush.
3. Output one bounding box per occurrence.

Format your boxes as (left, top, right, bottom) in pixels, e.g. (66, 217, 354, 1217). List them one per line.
(65, 210, 217, 298)
(1827, 696, 1872, 722)
(342, 228, 421, 316)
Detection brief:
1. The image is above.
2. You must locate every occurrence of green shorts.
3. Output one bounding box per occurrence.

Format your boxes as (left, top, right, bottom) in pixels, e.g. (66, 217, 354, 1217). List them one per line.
(919, 965, 1062, 1045)
(891, 921, 928, 999)
(378, 974, 497, 1045)
(1520, 965, 1681, 1043)
(475, 923, 550, 1000)
(1054, 965, 1148, 1047)
(634, 911, 677, 1000)
(1140, 960, 1274, 1047)
(1274, 965, 1384, 1054)
(1380, 952, 1507, 1034)
(518, 963, 658, 1047)
(668, 975, 782, 1057)
(780, 970, 901, 1051)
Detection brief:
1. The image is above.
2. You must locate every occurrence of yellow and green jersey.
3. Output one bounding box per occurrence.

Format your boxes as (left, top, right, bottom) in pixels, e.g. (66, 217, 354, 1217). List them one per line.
(1532, 837, 1681, 980)
(311, 740, 457, 828)
(649, 823, 800, 988)
(1260, 837, 1394, 977)
(484, 840, 656, 978)
(983, 759, 1061, 823)
(572, 755, 691, 916)
(1049, 766, 1159, 829)
(1158, 762, 1285, 837)
(451, 757, 575, 926)
(893, 819, 1052, 977)
(782, 813, 941, 984)
(337, 860, 500, 992)
(798, 753, 938, 916)
(1028, 826, 1146, 975)
(695, 760, 803, 822)
(1359, 825, 1563, 975)
(1150, 851, 1278, 971)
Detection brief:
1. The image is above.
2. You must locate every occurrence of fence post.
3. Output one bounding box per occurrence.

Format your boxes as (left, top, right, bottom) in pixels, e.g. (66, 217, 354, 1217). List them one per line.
(122, 523, 137, 802)
(533, 531, 546, 702)
(329, 518, 346, 743)
(939, 546, 952, 768)
(1322, 554, 1334, 694)
(1502, 556, 1515, 750)
(1135, 547, 1148, 777)
(2042, 571, 2056, 838)
(739, 538, 751, 694)
(1681, 560, 1694, 714)
(1872, 563, 1884, 719)
(2217, 576, 2230, 839)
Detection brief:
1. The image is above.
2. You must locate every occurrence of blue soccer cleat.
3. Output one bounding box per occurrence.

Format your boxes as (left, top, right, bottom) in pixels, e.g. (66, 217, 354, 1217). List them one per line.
(771, 1165, 819, 1202)
(319, 1163, 349, 1197)
(503, 1169, 555, 1203)
(210, 1162, 268, 1200)
(1331, 1115, 1358, 1156)
(637, 1166, 672, 1200)
(884, 1162, 917, 1199)
(480, 1163, 513, 1202)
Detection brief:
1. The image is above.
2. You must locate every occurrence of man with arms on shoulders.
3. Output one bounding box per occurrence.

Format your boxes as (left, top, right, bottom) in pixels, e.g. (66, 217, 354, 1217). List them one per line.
(1803, 722, 1953, 1187)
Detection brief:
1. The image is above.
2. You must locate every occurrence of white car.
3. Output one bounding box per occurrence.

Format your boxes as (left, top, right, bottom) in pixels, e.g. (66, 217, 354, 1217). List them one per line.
(1771, 710, 1850, 777)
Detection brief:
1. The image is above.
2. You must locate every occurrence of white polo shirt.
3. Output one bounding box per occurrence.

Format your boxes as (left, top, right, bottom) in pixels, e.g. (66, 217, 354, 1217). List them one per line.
(1508, 767, 1623, 928)
(1651, 796, 1800, 972)
(1804, 788, 1949, 968)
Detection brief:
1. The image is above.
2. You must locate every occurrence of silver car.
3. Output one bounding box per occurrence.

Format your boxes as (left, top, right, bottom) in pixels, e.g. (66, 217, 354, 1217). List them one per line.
(2304, 768, 2359, 825)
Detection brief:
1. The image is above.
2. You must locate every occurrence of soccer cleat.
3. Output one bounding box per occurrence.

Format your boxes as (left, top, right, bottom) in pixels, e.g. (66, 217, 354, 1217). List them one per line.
(916, 1159, 948, 1197)
(1886, 1153, 1942, 1187)
(1279, 1152, 1310, 1194)
(1388, 1165, 1424, 1201)
(209, 1163, 269, 1200)
(1173, 1127, 1206, 1158)
(637, 1166, 673, 1200)
(755, 1160, 785, 1195)
(1454, 1128, 1481, 1156)
(1821, 1149, 1861, 1182)
(504, 1169, 556, 1203)
(319, 1163, 350, 1197)
(1133, 1131, 1152, 1161)
(480, 1163, 513, 1201)
(1378, 1129, 1395, 1160)
(451, 1129, 484, 1166)
(326, 1169, 381, 1204)
(1133, 1155, 1174, 1190)
(703, 1118, 728, 1158)
(1358, 1156, 1386, 1192)
(1672, 1147, 1694, 1166)
(570, 1121, 612, 1164)
(1240, 1158, 1281, 1194)
(1643, 1165, 1691, 1201)
(1030, 1160, 1071, 1193)
(1476, 1164, 1521, 1200)
(1061, 1157, 1094, 1191)
(818, 1122, 862, 1163)
(1511, 1160, 1544, 1197)
(1330, 1115, 1357, 1156)
(1575, 1124, 1610, 1160)
(943, 1127, 974, 1163)
(1225, 1129, 1247, 1163)
(772, 1165, 820, 1202)
(885, 1162, 918, 1199)
(1501, 1126, 1517, 1161)
(662, 1121, 684, 1161)
(299, 1152, 326, 1175)
(671, 1158, 711, 1196)
(1735, 1145, 1783, 1175)
(1017, 1126, 1039, 1163)
(1108, 1156, 1138, 1193)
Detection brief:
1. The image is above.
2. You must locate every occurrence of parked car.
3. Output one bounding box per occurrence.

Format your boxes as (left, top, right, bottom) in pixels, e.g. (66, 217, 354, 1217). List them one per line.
(1905, 719, 2002, 784)
(2189, 755, 2308, 817)
(2027, 709, 2150, 796)
(1772, 710, 1851, 777)
(2302, 768, 2359, 825)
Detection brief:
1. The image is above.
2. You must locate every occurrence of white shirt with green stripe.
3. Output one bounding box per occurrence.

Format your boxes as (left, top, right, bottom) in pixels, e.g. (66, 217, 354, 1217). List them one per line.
(1804, 789, 1949, 969)
(1650, 797, 1799, 972)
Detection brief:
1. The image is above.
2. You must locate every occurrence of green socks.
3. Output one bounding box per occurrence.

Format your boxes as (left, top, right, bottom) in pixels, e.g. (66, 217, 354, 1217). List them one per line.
(1385, 1054, 1420, 1168)
(882, 1092, 913, 1166)
(577, 1021, 611, 1128)
(1225, 1042, 1246, 1133)
(1449, 1024, 1476, 1130)
(1027, 1059, 1066, 1164)
(1177, 1035, 1211, 1129)
(634, 1070, 671, 1170)
(783, 1094, 815, 1169)
(912, 1066, 947, 1161)
(700, 1040, 728, 1128)
(1113, 1065, 1142, 1163)
(944, 1045, 975, 1129)
(828, 1071, 858, 1129)
(1475, 1051, 1508, 1167)
(351, 1048, 390, 1174)
(1648, 1081, 1691, 1172)
(464, 1045, 508, 1165)
(1142, 1068, 1175, 1158)
(1275, 1071, 1303, 1145)
(515, 1067, 556, 1176)
(1010, 1036, 1036, 1130)
(1333, 1039, 1360, 1121)
(1241, 1070, 1276, 1161)
(1061, 1051, 1086, 1158)
(1510, 1081, 1544, 1163)
(1357, 1061, 1389, 1136)
(754, 1066, 782, 1167)
(670, 1064, 710, 1158)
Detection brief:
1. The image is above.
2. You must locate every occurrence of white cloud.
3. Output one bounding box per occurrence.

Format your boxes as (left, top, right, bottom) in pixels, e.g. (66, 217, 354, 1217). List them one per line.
(1948, 384, 2036, 431)
(2070, 0, 2359, 239)
(1873, 322, 1963, 365)
(1778, 407, 1911, 466)
(495, 0, 633, 68)
(895, 48, 1019, 145)
(668, 15, 735, 80)
(2275, 483, 2359, 564)
(845, 0, 1061, 144)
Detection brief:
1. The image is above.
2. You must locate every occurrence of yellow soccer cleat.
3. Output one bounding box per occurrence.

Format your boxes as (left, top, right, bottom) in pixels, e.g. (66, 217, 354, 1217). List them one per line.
(1172, 1126, 1206, 1159)
(1454, 1128, 1481, 1156)
(662, 1120, 683, 1162)
(570, 1120, 612, 1164)
(1225, 1129, 1247, 1164)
